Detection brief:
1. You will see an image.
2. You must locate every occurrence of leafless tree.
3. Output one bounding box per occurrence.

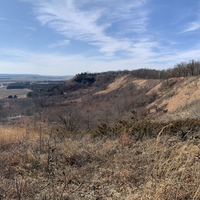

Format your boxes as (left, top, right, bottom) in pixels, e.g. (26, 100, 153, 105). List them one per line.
(173, 63, 183, 77)
(187, 60, 196, 76)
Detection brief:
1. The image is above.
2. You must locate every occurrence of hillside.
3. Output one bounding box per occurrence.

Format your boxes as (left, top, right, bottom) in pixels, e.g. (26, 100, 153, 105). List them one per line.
(54, 73, 200, 123)
(2, 71, 200, 199)
(2, 71, 200, 126)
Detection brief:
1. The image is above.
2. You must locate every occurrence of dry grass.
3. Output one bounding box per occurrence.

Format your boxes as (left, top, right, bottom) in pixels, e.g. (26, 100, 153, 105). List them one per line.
(146, 76, 200, 120)
(0, 122, 41, 144)
(95, 76, 128, 95)
(1, 121, 200, 199)
(5, 75, 200, 199)
(0, 125, 29, 145)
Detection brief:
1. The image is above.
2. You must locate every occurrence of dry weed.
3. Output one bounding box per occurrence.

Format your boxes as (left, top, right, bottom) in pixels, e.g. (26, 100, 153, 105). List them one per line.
(1, 122, 200, 199)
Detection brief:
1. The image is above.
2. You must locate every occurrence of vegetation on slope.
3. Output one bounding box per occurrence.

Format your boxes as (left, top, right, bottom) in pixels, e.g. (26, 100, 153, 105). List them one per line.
(2, 65, 200, 199)
(1, 118, 200, 199)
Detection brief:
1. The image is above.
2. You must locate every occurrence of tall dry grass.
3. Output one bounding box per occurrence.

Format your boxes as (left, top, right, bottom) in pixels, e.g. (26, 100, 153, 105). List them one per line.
(0, 125, 27, 144)
(1, 121, 200, 199)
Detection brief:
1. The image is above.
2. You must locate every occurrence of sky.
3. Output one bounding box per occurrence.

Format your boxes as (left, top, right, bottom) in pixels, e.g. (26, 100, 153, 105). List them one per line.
(1, 0, 200, 75)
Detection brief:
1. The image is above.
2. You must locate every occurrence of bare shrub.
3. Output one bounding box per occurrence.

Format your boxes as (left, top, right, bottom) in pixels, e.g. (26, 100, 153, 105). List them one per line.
(1, 119, 200, 199)
(137, 107, 148, 120)
(55, 107, 82, 132)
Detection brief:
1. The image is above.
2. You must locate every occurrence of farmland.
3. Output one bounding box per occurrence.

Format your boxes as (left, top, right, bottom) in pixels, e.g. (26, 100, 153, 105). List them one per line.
(0, 86, 32, 99)
(0, 74, 73, 99)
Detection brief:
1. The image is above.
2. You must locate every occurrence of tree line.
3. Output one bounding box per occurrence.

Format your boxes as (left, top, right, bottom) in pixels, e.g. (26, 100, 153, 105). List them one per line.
(75, 59, 200, 81)
(169, 59, 200, 77)
(131, 59, 200, 79)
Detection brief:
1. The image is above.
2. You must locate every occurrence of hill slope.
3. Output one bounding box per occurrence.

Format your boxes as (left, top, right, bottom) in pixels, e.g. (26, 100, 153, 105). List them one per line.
(2, 72, 200, 199)
(61, 74, 200, 122)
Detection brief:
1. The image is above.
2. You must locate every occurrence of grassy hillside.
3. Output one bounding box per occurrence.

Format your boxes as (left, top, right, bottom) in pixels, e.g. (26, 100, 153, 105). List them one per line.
(2, 71, 200, 199)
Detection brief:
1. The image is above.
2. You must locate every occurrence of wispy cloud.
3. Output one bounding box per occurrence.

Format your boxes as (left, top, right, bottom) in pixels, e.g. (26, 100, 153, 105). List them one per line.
(24, 0, 150, 56)
(181, 21, 200, 33)
(2, 42, 200, 75)
(48, 40, 70, 48)
(0, 48, 162, 75)
(3, 0, 200, 75)
(0, 17, 29, 24)
(24, 26, 37, 31)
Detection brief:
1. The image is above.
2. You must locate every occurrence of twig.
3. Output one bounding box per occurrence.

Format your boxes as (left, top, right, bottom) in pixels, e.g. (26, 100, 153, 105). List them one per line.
(155, 123, 172, 200)
(72, 181, 84, 193)
(15, 177, 21, 200)
(60, 171, 68, 200)
(102, 185, 105, 198)
(193, 185, 200, 200)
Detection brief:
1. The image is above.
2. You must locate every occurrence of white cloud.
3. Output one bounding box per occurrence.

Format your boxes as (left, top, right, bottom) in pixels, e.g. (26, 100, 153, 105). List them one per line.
(24, 26, 37, 31)
(48, 40, 70, 48)
(0, 17, 28, 24)
(24, 0, 150, 56)
(2, 45, 200, 75)
(181, 21, 200, 33)
(7, 0, 200, 75)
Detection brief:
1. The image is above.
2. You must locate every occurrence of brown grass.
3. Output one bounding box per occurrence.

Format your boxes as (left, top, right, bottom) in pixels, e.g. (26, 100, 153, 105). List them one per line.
(0, 125, 27, 144)
(1, 120, 200, 199)
(0, 122, 41, 144)
(5, 75, 200, 198)
(95, 76, 127, 95)
(146, 76, 200, 120)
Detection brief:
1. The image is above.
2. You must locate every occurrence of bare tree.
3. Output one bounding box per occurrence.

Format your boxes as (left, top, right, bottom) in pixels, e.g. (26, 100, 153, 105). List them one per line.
(180, 62, 188, 77)
(195, 60, 200, 75)
(173, 63, 183, 77)
(187, 60, 196, 76)
(56, 108, 82, 132)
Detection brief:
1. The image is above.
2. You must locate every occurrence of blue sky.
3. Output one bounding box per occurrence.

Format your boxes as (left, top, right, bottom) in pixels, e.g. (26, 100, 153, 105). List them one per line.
(1, 0, 200, 75)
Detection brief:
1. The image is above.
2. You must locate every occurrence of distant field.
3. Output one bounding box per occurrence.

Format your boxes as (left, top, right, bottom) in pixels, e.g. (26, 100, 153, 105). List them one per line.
(0, 74, 73, 99)
(0, 74, 73, 83)
(0, 87, 32, 98)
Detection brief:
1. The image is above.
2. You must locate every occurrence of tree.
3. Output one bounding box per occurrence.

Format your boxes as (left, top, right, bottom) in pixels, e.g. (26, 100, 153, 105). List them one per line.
(195, 60, 200, 75)
(173, 63, 183, 77)
(187, 60, 196, 76)
(180, 62, 188, 77)
(56, 108, 81, 132)
(27, 92, 34, 98)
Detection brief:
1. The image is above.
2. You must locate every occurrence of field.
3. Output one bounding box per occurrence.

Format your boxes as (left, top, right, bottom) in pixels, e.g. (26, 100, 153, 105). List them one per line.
(0, 87, 32, 99)
(0, 75, 72, 83)
(0, 74, 73, 99)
